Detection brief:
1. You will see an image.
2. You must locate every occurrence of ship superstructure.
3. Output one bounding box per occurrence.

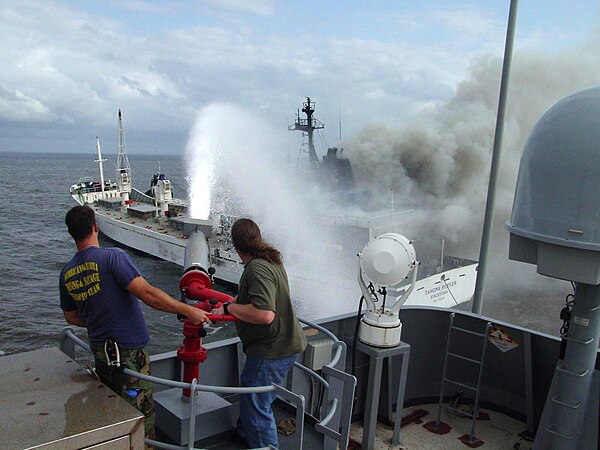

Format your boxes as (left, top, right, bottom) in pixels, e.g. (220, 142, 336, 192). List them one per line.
(69, 137, 119, 205)
(289, 97, 355, 193)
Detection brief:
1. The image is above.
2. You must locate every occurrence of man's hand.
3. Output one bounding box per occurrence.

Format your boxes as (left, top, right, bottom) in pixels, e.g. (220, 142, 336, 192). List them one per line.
(211, 306, 225, 316)
(185, 306, 212, 325)
(63, 309, 86, 327)
(210, 302, 274, 324)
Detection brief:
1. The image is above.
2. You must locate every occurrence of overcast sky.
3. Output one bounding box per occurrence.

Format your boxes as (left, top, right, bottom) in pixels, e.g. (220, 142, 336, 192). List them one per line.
(1, 0, 598, 155)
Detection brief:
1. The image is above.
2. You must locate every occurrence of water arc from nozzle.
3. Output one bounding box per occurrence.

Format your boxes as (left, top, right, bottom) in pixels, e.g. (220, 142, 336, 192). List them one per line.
(183, 102, 359, 320)
(185, 114, 213, 220)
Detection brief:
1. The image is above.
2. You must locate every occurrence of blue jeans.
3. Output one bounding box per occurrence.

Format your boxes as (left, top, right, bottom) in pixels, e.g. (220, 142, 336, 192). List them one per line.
(237, 354, 297, 449)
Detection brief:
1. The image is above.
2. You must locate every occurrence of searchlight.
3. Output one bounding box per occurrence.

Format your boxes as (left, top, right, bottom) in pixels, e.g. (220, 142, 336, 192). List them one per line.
(357, 233, 418, 347)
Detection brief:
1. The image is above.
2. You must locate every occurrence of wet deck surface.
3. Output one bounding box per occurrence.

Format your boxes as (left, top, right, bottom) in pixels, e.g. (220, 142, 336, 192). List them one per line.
(0, 348, 144, 449)
(156, 401, 532, 449)
(349, 403, 533, 450)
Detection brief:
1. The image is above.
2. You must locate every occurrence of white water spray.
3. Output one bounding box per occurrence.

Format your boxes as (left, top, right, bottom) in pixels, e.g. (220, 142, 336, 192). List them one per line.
(185, 103, 358, 318)
(185, 118, 214, 219)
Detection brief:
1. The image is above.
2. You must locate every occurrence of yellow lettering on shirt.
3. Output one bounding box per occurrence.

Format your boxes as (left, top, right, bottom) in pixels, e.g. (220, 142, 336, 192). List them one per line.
(64, 262, 101, 302)
(63, 262, 99, 281)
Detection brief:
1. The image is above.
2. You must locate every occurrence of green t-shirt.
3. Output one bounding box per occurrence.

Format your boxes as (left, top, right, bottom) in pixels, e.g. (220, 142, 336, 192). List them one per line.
(235, 258, 307, 358)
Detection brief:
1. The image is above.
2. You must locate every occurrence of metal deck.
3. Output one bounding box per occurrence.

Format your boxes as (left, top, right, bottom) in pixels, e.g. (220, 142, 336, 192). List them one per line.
(0, 348, 144, 449)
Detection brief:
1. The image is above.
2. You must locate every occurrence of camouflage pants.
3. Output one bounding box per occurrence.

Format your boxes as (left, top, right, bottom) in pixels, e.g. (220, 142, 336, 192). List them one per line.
(91, 344, 156, 445)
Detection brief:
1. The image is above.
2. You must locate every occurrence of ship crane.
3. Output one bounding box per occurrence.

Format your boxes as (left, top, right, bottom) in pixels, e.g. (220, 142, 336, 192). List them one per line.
(116, 109, 132, 203)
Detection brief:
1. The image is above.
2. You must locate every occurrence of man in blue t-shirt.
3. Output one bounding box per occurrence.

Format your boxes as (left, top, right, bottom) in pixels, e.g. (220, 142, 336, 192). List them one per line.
(59, 205, 211, 443)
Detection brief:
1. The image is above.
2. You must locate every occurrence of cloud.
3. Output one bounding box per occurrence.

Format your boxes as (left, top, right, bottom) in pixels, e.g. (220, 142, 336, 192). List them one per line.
(1, 0, 598, 158)
(433, 8, 499, 36)
(202, 0, 275, 16)
(115, 1, 174, 14)
(0, 0, 507, 153)
(0, 1, 192, 133)
(0, 86, 54, 122)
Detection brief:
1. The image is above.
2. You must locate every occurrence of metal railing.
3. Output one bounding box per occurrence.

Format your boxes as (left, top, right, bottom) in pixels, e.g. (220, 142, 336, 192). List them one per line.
(60, 317, 356, 450)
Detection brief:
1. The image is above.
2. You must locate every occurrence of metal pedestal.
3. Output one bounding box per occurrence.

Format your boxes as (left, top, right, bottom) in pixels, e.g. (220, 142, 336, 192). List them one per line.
(356, 340, 411, 450)
(154, 388, 233, 445)
(534, 283, 600, 449)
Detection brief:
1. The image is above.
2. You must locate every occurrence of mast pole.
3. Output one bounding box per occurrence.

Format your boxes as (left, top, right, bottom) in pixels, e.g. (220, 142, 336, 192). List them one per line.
(94, 136, 107, 194)
(471, 0, 519, 314)
(304, 97, 319, 168)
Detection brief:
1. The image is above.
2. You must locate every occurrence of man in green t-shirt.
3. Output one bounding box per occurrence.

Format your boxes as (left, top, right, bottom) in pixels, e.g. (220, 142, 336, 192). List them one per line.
(212, 218, 306, 449)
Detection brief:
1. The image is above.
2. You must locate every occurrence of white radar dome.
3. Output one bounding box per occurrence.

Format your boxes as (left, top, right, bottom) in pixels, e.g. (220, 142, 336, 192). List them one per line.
(359, 233, 416, 287)
(507, 85, 600, 283)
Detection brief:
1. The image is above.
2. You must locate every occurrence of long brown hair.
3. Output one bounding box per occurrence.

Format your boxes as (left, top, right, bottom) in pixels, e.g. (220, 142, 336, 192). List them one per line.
(231, 218, 282, 265)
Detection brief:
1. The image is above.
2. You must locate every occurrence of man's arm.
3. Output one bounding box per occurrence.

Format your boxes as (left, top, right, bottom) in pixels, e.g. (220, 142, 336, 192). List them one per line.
(63, 309, 86, 327)
(127, 276, 211, 324)
(212, 302, 275, 324)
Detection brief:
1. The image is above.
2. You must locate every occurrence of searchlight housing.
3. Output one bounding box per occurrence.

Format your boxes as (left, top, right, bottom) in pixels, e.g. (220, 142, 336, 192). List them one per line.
(357, 233, 418, 347)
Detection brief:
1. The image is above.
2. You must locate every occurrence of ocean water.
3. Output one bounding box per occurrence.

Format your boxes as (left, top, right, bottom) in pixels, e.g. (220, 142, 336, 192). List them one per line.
(0, 151, 228, 356)
(0, 151, 568, 357)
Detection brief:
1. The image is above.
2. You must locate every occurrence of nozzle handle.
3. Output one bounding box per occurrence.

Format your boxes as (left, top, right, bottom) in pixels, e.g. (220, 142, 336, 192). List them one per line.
(209, 314, 238, 321)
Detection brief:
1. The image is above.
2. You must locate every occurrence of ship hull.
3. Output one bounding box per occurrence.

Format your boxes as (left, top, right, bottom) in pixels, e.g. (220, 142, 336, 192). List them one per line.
(94, 206, 245, 284)
(405, 262, 478, 307)
(95, 210, 186, 265)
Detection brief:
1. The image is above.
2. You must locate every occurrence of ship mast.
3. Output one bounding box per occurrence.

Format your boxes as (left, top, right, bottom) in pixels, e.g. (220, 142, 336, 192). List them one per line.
(94, 136, 107, 194)
(289, 97, 324, 170)
(116, 109, 132, 202)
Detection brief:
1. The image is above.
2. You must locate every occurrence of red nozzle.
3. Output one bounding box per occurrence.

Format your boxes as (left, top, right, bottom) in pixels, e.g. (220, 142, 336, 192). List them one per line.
(179, 269, 234, 303)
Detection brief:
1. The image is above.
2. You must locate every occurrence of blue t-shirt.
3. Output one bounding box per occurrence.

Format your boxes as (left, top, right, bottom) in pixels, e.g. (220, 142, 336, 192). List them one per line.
(59, 246, 150, 348)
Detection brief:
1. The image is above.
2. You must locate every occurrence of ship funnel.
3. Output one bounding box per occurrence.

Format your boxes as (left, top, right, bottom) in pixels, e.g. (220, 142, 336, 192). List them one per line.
(506, 86, 600, 449)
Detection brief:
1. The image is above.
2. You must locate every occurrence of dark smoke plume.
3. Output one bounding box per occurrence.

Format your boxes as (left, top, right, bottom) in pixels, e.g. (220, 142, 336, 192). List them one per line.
(344, 42, 600, 299)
